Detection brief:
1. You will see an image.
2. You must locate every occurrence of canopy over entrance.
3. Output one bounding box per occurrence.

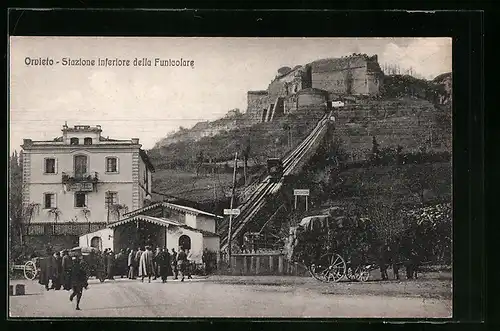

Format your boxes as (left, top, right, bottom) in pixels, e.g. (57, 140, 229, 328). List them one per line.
(108, 214, 219, 253)
(108, 215, 178, 252)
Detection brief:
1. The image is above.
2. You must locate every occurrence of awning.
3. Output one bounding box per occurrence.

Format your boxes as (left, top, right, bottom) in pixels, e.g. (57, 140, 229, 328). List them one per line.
(123, 201, 223, 219)
(108, 215, 178, 229)
(108, 214, 219, 237)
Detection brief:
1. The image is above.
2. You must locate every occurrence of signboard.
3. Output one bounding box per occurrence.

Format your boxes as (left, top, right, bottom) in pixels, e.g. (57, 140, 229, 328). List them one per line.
(294, 189, 310, 196)
(70, 182, 94, 192)
(224, 209, 241, 216)
(331, 101, 345, 108)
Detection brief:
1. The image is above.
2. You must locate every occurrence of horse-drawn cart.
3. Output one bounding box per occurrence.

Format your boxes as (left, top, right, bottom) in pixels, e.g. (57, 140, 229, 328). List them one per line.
(291, 210, 376, 283)
(18, 246, 105, 282)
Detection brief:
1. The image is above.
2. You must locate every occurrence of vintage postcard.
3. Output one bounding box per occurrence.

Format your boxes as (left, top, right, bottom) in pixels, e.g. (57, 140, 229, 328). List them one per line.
(8, 37, 452, 318)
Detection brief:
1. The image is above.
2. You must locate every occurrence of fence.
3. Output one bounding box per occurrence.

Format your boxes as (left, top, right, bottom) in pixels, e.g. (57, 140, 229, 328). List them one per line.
(218, 252, 309, 276)
(21, 222, 107, 236)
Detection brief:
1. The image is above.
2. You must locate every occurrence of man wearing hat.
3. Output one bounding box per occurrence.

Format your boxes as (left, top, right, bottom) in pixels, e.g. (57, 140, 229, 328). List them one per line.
(61, 249, 73, 290)
(69, 253, 88, 310)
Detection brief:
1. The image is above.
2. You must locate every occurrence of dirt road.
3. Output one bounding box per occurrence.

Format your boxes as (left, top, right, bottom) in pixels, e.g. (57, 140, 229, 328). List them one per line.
(9, 275, 452, 318)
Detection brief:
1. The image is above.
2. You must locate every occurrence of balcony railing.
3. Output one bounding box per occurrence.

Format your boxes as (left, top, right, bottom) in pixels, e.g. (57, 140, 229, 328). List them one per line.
(62, 171, 99, 184)
(62, 172, 99, 192)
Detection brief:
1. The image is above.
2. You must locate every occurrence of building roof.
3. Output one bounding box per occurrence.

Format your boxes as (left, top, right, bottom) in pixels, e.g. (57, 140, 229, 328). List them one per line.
(107, 214, 219, 237)
(123, 201, 223, 219)
(248, 90, 268, 95)
(139, 149, 155, 172)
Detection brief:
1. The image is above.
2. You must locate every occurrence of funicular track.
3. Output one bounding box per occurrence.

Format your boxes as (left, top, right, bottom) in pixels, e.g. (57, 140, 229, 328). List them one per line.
(219, 113, 331, 251)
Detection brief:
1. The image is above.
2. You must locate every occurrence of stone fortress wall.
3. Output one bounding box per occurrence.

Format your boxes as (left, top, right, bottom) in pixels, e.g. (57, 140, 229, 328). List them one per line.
(247, 54, 384, 123)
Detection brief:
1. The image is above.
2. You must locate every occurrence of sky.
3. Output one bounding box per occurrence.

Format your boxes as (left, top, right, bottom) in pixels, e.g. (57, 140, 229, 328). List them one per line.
(9, 37, 452, 153)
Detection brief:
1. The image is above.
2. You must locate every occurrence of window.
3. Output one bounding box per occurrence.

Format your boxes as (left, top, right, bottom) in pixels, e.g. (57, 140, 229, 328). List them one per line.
(44, 158, 56, 174)
(70, 137, 79, 145)
(44, 193, 56, 209)
(105, 191, 118, 208)
(84, 137, 92, 145)
(90, 237, 102, 250)
(75, 192, 87, 208)
(105, 157, 118, 173)
(74, 155, 88, 177)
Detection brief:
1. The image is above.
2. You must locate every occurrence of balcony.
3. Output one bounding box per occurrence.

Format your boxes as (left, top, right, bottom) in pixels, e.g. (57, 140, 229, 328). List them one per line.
(62, 172, 99, 192)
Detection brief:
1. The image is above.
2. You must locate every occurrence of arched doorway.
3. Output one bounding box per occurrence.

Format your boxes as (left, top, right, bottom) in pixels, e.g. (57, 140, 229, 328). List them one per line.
(178, 235, 191, 250)
(90, 236, 102, 251)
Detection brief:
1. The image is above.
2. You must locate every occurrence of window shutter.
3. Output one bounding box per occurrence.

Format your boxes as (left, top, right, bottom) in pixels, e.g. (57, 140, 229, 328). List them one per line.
(116, 157, 119, 172)
(55, 158, 58, 174)
(52, 193, 57, 208)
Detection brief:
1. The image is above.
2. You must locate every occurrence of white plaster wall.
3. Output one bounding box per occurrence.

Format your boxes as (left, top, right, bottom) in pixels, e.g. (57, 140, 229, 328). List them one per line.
(166, 227, 203, 263)
(203, 236, 220, 253)
(185, 214, 197, 228)
(195, 215, 217, 233)
(79, 228, 113, 251)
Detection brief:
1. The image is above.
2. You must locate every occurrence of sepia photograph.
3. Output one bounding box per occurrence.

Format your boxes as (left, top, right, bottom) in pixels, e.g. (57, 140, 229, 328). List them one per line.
(8, 36, 452, 318)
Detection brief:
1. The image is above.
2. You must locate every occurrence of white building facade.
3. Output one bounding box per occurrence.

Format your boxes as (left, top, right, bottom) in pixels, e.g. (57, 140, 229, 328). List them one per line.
(79, 202, 222, 263)
(21, 124, 154, 238)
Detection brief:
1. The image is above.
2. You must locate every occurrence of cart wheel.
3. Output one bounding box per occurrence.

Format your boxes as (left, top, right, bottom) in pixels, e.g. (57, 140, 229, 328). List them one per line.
(358, 271, 370, 282)
(309, 253, 346, 283)
(346, 267, 358, 281)
(24, 261, 37, 280)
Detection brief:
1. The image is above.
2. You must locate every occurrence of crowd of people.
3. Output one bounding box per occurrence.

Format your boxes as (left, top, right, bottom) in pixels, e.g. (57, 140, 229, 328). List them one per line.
(38, 249, 89, 310)
(36, 245, 217, 310)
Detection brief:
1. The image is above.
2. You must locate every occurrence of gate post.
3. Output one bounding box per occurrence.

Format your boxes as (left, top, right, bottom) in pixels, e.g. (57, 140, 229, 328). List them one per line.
(231, 256, 236, 275)
(255, 256, 260, 275)
(269, 255, 274, 274)
(278, 255, 284, 274)
(243, 255, 248, 275)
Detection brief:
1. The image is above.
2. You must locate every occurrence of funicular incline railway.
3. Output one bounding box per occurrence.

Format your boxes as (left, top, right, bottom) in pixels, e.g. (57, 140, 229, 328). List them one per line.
(219, 113, 332, 251)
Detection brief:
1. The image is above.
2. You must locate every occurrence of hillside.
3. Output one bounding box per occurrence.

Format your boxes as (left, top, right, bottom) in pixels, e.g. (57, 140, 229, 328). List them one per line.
(154, 109, 253, 147)
(333, 98, 451, 157)
(149, 108, 326, 205)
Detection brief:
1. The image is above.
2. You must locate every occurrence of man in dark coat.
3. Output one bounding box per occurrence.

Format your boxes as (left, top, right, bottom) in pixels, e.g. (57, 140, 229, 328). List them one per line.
(153, 247, 161, 280)
(69, 255, 88, 310)
(61, 250, 73, 290)
(378, 241, 391, 281)
(155, 248, 171, 283)
(53, 252, 63, 290)
(115, 249, 126, 278)
(38, 256, 53, 291)
(128, 248, 137, 279)
(177, 247, 188, 282)
(106, 250, 115, 280)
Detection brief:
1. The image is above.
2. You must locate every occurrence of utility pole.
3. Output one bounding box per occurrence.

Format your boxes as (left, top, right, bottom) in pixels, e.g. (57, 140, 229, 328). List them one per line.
(227, 151, 238, 267)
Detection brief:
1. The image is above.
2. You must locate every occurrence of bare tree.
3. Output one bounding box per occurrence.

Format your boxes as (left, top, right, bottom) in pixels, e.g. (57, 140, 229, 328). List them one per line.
(110, 204, 129, 221)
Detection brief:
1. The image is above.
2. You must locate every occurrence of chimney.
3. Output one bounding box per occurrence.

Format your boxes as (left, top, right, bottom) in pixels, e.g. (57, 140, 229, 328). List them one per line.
(23, 139, 33, 147)
(131, 138, 140, 144)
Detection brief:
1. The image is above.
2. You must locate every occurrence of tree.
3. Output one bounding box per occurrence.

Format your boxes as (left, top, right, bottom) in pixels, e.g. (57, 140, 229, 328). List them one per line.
(195, 150, 204, 177)
(404, 166, 433, 205)
(242, 139, 251, 185)
(370, 136, 381, 164)
(110, 203, 129, 220)
(9, 151, 24, 244)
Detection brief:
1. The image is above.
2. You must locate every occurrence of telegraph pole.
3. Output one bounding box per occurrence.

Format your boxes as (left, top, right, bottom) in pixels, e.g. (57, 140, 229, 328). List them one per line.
(227, 152, 238, 266)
